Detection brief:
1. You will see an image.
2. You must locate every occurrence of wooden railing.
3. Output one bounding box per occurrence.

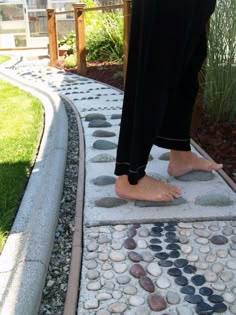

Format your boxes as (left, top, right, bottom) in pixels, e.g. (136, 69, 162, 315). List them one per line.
(47, 0, 131, 81)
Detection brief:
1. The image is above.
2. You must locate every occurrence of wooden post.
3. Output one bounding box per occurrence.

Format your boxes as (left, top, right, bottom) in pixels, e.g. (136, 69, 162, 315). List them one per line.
(191, 21, 210, 132)
(47, 9, 58, 66)
(73, 3, 87, 75)
(123, 0, 132, 86)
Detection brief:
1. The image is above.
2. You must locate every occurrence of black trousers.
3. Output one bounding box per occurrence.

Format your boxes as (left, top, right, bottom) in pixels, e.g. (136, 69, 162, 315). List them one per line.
(115, 0, 216, 184)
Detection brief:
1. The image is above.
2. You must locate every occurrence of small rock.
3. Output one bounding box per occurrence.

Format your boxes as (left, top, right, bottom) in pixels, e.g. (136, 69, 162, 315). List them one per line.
(148, 293, 167, 311)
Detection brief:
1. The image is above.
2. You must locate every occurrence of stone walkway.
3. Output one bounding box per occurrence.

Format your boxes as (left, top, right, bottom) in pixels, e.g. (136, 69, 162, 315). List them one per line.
(2, 56, 236, 315)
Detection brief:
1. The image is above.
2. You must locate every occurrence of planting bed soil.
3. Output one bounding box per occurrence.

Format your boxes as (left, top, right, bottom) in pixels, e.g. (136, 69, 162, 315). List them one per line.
(65, 61, 236, 184)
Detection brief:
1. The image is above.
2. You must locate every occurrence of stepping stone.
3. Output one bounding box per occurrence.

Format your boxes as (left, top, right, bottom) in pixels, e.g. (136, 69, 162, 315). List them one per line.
(93, 140, 117, 150)
(92, 130, 116, 137)
(135, 197, 186, 207)
(159, 152, 170, 161)
(91, 154, 115, 163)
(111, 114, 121, 119)
(175, 171, 214, 182)
(85, 113, 106, 121)
(95, 197, 127, 208)
(92, 176, 116, 186)
(88, 120, 112, 128)
(195, 194, 234, 207)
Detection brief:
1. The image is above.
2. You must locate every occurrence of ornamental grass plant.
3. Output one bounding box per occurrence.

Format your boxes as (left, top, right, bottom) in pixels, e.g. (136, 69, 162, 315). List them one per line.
(205, 0, 236, 122)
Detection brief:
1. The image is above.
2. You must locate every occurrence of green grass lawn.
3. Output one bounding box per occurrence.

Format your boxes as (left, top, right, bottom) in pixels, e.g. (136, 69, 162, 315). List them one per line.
(0, 55, 11, 64)
(0, 80, 44, 253)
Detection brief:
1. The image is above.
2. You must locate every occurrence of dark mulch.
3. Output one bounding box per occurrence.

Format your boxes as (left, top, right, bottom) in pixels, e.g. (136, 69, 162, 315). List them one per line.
(65, 61, 236, 184)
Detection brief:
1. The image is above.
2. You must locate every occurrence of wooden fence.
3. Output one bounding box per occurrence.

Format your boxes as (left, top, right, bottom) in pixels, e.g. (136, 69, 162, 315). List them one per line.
(47, 1, 131, 81)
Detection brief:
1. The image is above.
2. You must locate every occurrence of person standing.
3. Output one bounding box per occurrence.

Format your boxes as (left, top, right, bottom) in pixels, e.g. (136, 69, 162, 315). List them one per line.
(114, 0, 222, 202)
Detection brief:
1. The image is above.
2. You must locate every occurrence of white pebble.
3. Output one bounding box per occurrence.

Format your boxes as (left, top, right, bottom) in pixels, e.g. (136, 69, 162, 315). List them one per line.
(156, 276, 171, 289)
(205, 254, 217, 263)
(216, 249, 228, 258)
(212, 262, 224, 273)
(178, 222, 192, 229)
(114, 263, 128, 274)
(179, 229, 191, 237)
(111, 242, 122, 250)
(181, 244, 192, 254)
(227, 260, 236, 270)
(129, 296, 145, 306)
(112, 290, 122, 299)
(146, 262, 162, 276)
(204, 271, 218, 282)
(113, 225, 127, 231)
(212, 283, 227, 291)
(187, 255, 199, 262)
(199, 245, 210, 254)
(96, 292, 112, 301)
(137, 239, 148, 249)
(84, 298, 99, 309)
(123, 285, 137, 295)
(230, 304, 236, 315)
(195, 262, 209, 270)
(223, 291, 236, 304)
(220, 271, 234, 282)
(176, 305, 193, 315)
(110, 251, 126, 262)
(87, 281, 101, 291)
(87, 242, 99, 252)
(103, 271, 114, 280)
(195, 237, 209, 245)
(102, 262, 112, 270)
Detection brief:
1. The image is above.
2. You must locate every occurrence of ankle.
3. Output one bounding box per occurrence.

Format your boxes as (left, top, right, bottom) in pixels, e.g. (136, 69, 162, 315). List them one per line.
(170, 150, 192, 162)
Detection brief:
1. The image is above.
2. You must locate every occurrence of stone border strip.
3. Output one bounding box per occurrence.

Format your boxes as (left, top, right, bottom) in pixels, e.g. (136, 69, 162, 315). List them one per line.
(60, 96, 85, 315)
(0, 68, 68, 315)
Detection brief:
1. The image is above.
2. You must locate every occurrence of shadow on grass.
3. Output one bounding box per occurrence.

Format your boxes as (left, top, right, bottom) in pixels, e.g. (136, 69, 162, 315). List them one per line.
(0, 161, 32, 252)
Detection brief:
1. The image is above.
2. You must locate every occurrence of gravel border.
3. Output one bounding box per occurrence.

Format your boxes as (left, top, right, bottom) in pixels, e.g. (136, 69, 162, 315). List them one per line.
(38, 100, 80, 315)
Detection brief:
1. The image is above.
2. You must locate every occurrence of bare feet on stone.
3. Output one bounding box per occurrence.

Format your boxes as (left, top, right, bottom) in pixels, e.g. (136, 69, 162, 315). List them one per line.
(115, 175, 182, 202)
(168, 150, 223, 177)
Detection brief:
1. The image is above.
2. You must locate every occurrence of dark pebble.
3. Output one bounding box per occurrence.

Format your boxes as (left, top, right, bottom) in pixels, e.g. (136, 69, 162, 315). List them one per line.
(210, 235, 229, 245)
(123, 238, 137, 250)
(166, 243, 181, 250)
(169, 250, 180, 258)
(196, 302, 214, 315)
(165, 232, 176, 240)
(184, 294, 203, 304)
(180, 285, 196, 295)
(152, 227, 163, 233)
(153, 222, 164, 227)
(128, 251, 143, 262)
(132, 223, 141, 229)
(93, 139, 117, 150)
(158, 260, 173, 267)
(149, 245, 162, 252)
(154, 252, 169, 260)
(213, 303, 227, 313)
(150, 238, 162, 244)
(199, 287, 213, 296)
(175, 276, 188, 286)
(174, 259, 188, 268)
(191, 275, 206, 286)
(127, 227, 137, 238)
(164, 238, 180, 243)
(167, 268, 182, 277)
(208, 295, 224, 304)
(151, 231, 162, 237)
(130, 263, 146, 278)
(164, 225, 176, 231)
(85, 113, 106, 122)
(139, 276, 155, 293)
(183, 265, 197, 274)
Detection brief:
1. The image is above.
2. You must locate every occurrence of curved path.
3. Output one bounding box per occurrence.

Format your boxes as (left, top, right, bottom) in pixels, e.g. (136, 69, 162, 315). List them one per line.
(0, 54, 236, 315)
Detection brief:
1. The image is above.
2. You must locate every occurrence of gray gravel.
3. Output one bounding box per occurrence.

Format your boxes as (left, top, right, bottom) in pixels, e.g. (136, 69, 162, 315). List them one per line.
(38, 99, 79, 315)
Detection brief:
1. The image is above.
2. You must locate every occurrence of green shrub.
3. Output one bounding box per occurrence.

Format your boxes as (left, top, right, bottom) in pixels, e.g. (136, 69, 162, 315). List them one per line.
(205, 0, 236, 122)
(64, 54, 77, 68)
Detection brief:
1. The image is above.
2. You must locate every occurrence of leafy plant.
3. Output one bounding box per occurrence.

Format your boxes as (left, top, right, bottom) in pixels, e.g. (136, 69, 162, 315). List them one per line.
(58, 31, 76, 55)
(64, 54, 77, 68)
(205, 0, 236, 122)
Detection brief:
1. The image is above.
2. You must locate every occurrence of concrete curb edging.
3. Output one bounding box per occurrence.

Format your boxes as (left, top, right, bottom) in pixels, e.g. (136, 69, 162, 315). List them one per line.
(0, 68, 68, 315)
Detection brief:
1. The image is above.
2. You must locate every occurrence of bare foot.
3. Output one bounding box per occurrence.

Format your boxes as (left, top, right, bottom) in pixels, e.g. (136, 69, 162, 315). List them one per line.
(168, 150, 223, 177)
(115, 175, 182, 202)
